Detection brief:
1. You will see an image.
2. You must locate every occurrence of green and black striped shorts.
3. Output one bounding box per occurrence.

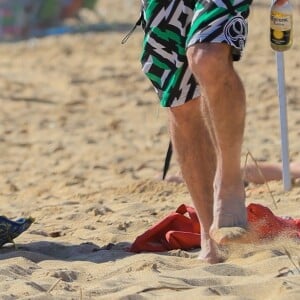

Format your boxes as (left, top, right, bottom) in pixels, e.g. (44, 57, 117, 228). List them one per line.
(141, 0, 253, 107)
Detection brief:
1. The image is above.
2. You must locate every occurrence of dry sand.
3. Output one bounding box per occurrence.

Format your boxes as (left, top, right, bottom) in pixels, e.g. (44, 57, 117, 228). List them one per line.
(0, 1, 300, 299)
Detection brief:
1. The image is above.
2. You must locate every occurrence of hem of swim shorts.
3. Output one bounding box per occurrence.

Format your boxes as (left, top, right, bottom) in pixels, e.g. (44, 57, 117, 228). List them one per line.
(160, 94, 200, 108)
(186, 40, 242, 61)
(187, 39, 230, 49)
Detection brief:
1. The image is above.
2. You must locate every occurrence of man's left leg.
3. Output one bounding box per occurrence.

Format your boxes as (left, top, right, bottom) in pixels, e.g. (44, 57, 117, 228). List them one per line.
(187, 43, 248, 245)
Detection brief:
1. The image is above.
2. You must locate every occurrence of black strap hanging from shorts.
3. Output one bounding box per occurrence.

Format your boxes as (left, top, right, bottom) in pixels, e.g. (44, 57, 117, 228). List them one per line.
(162, 141, 173, 180)
(121, 6, 144, 44)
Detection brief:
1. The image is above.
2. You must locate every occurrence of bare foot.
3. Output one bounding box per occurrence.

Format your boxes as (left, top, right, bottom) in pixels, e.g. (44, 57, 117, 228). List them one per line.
(210, 188, 249, 246)
(210, 227, 254, 245)
(198, 233, 224, 264)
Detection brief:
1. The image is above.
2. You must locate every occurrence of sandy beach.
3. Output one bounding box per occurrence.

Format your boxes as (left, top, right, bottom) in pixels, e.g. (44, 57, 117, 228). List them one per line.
(0, 1, 300, 299)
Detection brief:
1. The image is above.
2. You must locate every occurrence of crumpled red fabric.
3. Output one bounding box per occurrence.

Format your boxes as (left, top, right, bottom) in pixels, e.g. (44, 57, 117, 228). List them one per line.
(129, 203, 300, 253)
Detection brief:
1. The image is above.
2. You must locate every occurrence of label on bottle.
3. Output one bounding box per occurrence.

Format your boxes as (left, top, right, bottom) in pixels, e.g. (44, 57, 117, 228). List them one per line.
(270, 11, 292, 46)
(270, 28, 291, 45)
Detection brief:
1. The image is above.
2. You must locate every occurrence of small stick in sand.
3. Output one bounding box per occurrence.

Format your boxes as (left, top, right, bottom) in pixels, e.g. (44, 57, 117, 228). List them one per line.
(283, 247, 300, 274)
(244, 150, 278, 209)
(47, 278, 62, 294)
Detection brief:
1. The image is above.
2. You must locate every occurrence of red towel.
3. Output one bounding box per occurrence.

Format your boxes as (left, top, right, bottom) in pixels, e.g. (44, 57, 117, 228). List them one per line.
(129, 203, 300, 253)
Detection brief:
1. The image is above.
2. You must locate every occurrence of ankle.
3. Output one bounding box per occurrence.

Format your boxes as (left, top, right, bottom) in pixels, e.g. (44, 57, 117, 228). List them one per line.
(214, 182, 245, 203)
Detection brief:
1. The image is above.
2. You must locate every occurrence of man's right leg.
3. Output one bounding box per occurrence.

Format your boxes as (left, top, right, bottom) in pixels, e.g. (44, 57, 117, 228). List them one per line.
(168, 97, 223, 264)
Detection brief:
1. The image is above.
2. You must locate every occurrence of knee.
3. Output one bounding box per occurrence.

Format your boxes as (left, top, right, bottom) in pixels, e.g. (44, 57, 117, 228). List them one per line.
(168, 98, 200, 127)
(187, 44, 232, 83)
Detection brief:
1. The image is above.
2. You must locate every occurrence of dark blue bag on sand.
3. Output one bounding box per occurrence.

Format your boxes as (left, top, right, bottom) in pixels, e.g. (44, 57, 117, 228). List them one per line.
(0, 216, 34, 247)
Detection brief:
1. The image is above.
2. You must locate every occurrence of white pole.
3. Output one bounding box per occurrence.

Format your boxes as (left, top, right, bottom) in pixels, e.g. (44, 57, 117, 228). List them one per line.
(276, 51, 291, 191)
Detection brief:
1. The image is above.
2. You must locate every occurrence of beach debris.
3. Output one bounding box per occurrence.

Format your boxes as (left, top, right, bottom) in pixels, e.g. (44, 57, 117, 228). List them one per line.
(49, 231, 62, 238)
(276, 267, 294, 277)
(85, 205, 113, 216)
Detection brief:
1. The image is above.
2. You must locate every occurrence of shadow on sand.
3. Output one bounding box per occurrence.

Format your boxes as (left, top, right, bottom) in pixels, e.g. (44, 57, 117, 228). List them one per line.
(0, 240, 133, 263)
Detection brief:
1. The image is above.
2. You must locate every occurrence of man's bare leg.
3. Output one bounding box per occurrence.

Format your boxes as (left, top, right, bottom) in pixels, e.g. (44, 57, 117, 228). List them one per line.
(187, 43, 248, 245)
(169, 98, 224, 263)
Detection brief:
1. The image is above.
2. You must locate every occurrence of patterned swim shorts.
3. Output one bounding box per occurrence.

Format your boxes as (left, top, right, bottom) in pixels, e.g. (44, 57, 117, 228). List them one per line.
(140, 0, 253, 107)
